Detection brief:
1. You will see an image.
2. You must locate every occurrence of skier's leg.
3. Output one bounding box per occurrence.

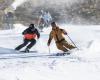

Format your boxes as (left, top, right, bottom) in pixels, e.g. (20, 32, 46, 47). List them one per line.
(15, 39, 29, 50)
(56, 43, 68, 52)
(45, 20, 48, 27)
(62, 40, 75, 50)
(26, 39, 36, 50)
(39, 23, 43, 32)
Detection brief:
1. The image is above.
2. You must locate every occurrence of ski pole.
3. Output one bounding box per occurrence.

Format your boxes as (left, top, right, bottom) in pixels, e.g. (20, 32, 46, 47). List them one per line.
(67, 35, 79, 50)
(48, 46, 51, 54)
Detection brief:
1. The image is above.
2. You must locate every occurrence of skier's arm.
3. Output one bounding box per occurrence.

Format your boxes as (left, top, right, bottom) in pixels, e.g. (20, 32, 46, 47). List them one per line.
(61, 29, 67, 35)
(36, 29, 40, 39)
(47, 32, 53, 46)
(22, 28, 28, 35)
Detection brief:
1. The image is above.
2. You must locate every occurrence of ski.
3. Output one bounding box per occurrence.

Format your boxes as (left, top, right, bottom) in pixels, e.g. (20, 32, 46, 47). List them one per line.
(20, 50, 38, 53)
(56, 52, 70, 56)
(0, 52, 71, 59)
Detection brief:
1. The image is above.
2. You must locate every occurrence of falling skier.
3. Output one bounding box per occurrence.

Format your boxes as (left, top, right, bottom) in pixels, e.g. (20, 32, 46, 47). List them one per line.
(15, 24, 40, 53)
(47, 22, 76, 55)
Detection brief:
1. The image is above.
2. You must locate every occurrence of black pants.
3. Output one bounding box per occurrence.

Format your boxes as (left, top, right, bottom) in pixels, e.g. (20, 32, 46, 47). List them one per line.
(15, 39, 36, 50)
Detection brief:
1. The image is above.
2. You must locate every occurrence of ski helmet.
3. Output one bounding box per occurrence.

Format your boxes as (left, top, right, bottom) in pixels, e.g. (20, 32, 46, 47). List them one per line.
(29, 24, 34, 29)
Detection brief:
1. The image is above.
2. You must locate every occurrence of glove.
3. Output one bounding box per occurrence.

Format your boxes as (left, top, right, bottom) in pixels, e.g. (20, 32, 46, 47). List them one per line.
(64, 32, 67, 35)
(37, 34, 40, 39)
(47, 39, 51, 46)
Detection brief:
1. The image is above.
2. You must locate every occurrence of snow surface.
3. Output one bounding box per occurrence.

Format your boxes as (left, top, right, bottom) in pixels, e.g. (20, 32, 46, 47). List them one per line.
(0, 24, 100, 80)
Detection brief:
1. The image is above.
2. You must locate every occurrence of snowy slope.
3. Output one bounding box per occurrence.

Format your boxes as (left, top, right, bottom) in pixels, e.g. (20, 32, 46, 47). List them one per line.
(0, 24, 100, 80)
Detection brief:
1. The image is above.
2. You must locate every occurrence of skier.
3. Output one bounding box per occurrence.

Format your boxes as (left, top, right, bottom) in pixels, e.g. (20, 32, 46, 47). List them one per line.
(43, 11, 52, 27)
(38, 16, 45, 31)
(38, 10, 52, 31)
(47, 22, 76, 55)
(15, 24, 40, 53)
(5, 12, 14, 29)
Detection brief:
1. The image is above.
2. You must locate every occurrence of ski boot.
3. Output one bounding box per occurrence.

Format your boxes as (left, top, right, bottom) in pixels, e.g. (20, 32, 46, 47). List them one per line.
(25, 48, 29, 53)
(62, 51, 71, 56)
(56, 53, 66, 56)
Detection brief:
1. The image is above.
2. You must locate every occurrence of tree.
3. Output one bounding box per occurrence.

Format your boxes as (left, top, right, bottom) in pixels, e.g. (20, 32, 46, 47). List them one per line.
(0, 0, 15, 29)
